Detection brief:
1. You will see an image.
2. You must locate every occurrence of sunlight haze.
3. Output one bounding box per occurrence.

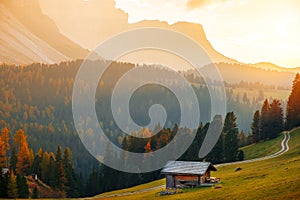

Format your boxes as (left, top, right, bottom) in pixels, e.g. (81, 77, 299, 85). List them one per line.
(114, 0, 300, 68)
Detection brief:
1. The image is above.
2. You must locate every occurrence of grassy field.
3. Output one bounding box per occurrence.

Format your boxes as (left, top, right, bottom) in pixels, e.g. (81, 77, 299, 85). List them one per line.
(240, 133, 284, 159)
(93, 128, 300, 200)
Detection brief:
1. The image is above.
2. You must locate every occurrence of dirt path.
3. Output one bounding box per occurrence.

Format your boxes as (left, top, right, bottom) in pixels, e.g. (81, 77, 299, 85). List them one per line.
(216, 131, 290, 167)
(93, 131, 291, 199)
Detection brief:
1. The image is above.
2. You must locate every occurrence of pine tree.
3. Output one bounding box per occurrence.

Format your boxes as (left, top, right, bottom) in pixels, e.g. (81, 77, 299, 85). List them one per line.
(16, 175, 29, 198)
(286, 73, 300, 129)
(48, 153, 56, 188)
(0, 127, 10, 168)
(15, 129, 31, 175)
(7, 172, 18, 198)
(31, 148, 43, 178)
(63, 148, 79, 197)
(205, 120, 224, 164)
(55, 146, 67, 191)
(9, 147, 17, 173)
(269, 99, 284, 139)
(40, 152, 50, 182)
(223, 112, 239, 162)
(0, 171, 9, 198)
(32, 187, 39, 199)
(251, 110, 260, 143)
(260, 99, 270, 140)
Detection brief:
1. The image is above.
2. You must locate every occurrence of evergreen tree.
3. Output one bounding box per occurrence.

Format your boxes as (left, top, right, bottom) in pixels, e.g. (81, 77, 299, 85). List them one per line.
(40, 152, 50, 182)
(251, 110, 260, 143)
(286, 73, 300, 129)
(15, 129, 31, 175)
(102, 142, 115, 192)
(223, 112, 239, 162)
(16, 175, 29, 198)
(56, 160, 67, 191)
(55, 146, 67, 191)
(48, 153, 56, 188)
(7, 172, 18, 198)
(31, 148, 43, 178)
(260, 99, 270, 140)
(32, 187, 39, 199)
(9, 147, 17, 173)
(0, 127, 10, 168)
(63, 148, 79, 197)
(0, 171, 9, 198)
(205, 119, 224, 164)
(269, 99, 284, 139)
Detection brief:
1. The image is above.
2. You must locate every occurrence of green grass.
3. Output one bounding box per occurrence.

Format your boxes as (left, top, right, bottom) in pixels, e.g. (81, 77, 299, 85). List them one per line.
(240, 133, 284, 159)
(94, 179, 165, 198)
(92, 128, 300, 200)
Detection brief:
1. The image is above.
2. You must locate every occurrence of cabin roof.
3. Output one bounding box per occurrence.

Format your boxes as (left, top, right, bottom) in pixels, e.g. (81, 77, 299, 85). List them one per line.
(161, 161, 217, 175)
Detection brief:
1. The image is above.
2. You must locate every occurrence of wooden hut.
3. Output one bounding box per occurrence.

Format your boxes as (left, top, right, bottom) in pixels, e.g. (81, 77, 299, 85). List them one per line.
(161, 161, 218, 188)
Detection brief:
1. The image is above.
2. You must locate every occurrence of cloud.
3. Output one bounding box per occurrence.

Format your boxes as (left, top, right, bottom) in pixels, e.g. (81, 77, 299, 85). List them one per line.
(186, 0, 227, 9)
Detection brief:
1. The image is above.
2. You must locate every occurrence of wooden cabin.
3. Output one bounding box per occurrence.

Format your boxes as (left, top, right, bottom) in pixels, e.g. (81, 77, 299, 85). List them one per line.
(161, 161, 218, 188)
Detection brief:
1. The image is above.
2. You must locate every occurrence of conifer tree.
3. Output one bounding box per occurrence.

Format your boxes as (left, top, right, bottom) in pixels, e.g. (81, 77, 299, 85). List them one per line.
(286, 73, 300, 129)
(55, 146, 66, 191)
(0, 171, 9, 198)
(15, 129, 31, 175)
(269, 99, 284, 139)
(260, 99, 270, 140)
(63, 148, 79, 197)
(7, 172, 18, 198)
(10, 147, 17, 173)
(223, 112, 239, 162)
(251, 110, 260, 143)
(205, 116, 224, 164)
(0, 127, 10, 168)
(16, 175, 29, 198)
(32, 187, 39, 199)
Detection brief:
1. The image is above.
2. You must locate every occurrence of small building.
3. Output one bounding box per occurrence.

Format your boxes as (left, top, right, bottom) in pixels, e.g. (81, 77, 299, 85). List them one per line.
(161, 161, 218, 188)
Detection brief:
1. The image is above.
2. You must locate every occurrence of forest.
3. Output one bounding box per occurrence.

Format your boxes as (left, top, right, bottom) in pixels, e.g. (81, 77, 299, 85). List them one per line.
(0, 59, 299, 197)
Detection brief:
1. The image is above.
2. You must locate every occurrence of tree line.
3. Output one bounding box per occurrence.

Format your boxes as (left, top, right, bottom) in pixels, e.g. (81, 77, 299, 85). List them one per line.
(0, 128, 80, 198)
(84, 111, 247, 196)
(251, 73, 300, 143)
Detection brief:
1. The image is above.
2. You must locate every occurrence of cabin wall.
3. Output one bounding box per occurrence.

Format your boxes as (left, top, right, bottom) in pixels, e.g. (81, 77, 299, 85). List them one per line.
(165, 170, 213, 188)
(166, 175, 174, 188)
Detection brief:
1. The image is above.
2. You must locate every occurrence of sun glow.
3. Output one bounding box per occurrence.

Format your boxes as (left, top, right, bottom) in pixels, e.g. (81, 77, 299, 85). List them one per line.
(115, 0, 300, 68)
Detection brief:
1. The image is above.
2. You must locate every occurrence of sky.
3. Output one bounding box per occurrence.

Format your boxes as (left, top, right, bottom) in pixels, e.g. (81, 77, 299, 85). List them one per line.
(114, 0, 300, 68)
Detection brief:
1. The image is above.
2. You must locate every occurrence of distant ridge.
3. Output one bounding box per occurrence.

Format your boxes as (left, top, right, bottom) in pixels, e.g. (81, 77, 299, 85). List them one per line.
(251, 62, 300, 73)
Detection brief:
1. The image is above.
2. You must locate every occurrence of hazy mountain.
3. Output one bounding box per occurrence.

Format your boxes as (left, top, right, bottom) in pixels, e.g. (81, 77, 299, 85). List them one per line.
(251, 62, 300, 73)
(0, 0, 88, 64)
(38, 0, 236, 65)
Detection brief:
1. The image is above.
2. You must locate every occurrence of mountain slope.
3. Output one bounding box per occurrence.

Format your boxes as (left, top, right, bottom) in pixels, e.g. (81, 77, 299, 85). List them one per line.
(0, 3, 68, 64)
(0, 0, 88, 64)
(38, 0, 236, 64)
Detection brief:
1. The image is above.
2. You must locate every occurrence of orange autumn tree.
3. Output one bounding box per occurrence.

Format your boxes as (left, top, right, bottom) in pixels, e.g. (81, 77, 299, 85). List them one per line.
(14, 129, 31, 175)
(0, 127, 10, 168)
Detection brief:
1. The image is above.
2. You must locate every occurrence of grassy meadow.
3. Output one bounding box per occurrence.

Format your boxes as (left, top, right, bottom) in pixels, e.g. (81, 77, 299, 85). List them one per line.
(93, 128, 300, 200)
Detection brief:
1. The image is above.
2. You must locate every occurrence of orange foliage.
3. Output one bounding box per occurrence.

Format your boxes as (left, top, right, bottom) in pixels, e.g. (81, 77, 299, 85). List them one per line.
(144, 141, 152, 153)
(0, 127, 10, 168)
(15, 129, 31, 175)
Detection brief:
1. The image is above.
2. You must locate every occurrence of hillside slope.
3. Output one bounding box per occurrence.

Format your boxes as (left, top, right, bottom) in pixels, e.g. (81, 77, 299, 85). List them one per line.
(0, 0, 88, 64)
(94, 128, 300, 200)
(0, 4, 68, 64)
